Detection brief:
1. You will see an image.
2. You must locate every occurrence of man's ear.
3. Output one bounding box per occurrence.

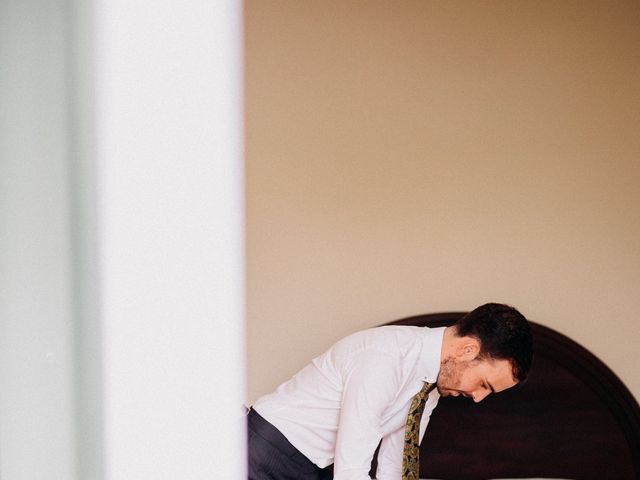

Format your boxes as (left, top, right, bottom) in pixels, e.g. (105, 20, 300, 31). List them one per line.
(454, 337, 481, 361)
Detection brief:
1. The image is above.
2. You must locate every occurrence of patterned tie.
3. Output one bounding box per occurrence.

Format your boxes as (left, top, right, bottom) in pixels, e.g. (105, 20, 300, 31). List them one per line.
(402, 382, 436, 480)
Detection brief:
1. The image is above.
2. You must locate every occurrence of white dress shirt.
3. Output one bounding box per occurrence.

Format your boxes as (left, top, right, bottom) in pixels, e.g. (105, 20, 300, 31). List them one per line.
(253, 325, 445, 480)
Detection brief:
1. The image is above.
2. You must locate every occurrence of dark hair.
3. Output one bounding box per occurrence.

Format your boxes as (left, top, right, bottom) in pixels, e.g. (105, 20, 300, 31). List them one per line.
(455, 303, 533, 382)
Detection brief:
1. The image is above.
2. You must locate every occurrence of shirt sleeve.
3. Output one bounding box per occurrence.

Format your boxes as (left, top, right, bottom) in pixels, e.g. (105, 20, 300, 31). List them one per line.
(375, 426, 404, 480)
(332, 350, 401, 480)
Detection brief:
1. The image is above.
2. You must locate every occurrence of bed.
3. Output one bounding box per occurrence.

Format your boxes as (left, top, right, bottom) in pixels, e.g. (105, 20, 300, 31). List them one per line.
(375, 312, 640, 480)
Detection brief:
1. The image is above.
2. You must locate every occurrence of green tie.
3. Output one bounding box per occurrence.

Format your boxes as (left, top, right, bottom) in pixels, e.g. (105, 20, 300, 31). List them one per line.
(402, 382, 436, 480)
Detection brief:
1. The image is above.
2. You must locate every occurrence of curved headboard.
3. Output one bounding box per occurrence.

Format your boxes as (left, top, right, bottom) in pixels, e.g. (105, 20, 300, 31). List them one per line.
(384, 312, 640, 480)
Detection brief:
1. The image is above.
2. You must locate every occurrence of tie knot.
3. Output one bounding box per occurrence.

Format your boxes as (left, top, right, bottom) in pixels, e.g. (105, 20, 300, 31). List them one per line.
(418, 381, 436, 398)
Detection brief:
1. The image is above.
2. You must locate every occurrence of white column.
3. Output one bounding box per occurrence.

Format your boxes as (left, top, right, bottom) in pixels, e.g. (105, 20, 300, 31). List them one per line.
(94, 1, 245, 479)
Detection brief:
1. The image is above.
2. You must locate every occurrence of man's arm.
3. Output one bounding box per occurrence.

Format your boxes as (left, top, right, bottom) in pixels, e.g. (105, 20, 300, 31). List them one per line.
(375, 427, 404, 480)
(332, 350, 400, 480)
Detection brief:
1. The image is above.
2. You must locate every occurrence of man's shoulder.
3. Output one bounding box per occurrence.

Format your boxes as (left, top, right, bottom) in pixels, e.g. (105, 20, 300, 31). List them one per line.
(330, 325, 428, 354)
(353, 324, 427, 339)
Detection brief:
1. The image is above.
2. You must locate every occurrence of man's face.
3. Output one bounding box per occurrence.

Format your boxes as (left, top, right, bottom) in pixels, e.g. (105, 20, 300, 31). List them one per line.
(436, 355, 517, 403)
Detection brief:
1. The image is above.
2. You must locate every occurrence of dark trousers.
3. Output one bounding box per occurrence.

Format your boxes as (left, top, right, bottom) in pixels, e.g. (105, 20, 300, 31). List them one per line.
(247, 409, 334, 480)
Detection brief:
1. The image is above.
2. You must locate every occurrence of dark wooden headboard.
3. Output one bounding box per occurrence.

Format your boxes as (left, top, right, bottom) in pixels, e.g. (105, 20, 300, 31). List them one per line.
(382, 312, 640, 480)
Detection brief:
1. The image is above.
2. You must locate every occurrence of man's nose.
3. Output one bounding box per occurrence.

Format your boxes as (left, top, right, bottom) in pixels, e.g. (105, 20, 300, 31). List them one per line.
(472, 389, 490, 403)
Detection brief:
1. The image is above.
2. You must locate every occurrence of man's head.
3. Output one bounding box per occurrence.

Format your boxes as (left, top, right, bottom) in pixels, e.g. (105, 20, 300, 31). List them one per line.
(437, 303, 533, 402)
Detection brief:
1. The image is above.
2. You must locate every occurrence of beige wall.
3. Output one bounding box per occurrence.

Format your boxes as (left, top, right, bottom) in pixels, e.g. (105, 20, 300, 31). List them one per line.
(245, 0, 640, 404)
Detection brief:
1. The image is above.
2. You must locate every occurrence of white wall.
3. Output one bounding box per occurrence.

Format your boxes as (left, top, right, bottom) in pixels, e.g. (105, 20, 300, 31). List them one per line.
(246, 0, 640, 403)
(0, 1, 78, 478)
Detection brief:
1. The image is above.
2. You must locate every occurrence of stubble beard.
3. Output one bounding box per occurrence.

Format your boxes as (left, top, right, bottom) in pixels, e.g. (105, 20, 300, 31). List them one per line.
(436, 356, 467, 396)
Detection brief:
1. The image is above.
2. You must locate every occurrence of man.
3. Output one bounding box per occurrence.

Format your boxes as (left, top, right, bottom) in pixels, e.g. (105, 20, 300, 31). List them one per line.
(248, 303, 533, 480)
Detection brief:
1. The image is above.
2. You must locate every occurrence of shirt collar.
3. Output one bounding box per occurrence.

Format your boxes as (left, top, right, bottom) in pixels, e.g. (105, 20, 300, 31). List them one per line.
(418, 326, 446, 384)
